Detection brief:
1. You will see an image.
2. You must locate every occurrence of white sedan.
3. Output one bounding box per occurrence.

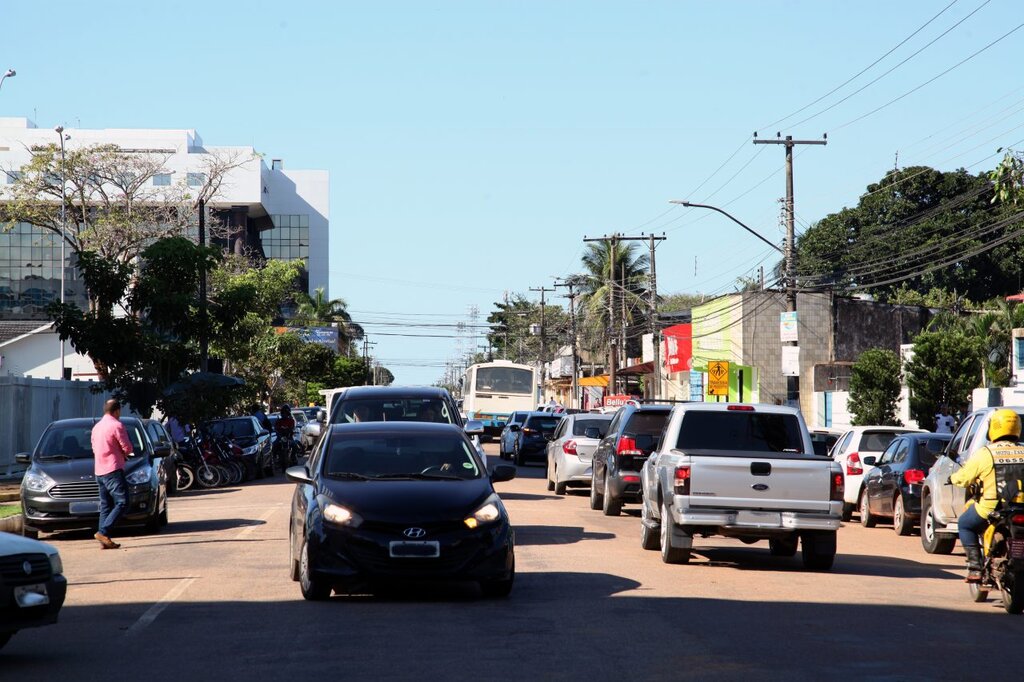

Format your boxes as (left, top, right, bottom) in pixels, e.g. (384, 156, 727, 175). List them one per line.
(546, 413, 614, 495)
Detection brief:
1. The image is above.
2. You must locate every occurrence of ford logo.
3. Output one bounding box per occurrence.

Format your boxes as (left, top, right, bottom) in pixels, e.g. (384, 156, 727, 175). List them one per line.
(403, 527, 427, 539)
(751, 483, 769, 491)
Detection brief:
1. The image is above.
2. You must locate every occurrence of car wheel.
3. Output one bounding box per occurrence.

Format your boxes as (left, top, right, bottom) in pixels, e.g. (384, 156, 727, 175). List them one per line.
(769, 536, 799, 557)
(589, 470, 603, 510)
(553, 464, 567, 496)
(841, 502, 855, 522)
(893, 495, 914, 536)
(640, 499, 660, 551)
(0, 632, 11, 650)
(514, 447, 525, 467)
(920, 494, 956, 554)
(299, 537, 331, 601)
(289, 530, 301, 582)
(602, 471, 622, 516)
(21, 526, 38, 540)
(546, 459, 555, 491)
(859, 488, 876, 528)
(1001, 572, 1024, 614)
(660, 498, 691, 564)
(801, 530, 836, 571)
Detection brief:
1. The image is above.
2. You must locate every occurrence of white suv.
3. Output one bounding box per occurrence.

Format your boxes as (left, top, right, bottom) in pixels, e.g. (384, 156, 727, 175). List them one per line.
(830, 426, 925, 521)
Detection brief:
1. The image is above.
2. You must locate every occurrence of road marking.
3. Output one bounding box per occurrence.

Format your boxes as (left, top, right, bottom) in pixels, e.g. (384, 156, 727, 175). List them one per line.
(124, 577, 195, 636)
(235, 507, 278, 539)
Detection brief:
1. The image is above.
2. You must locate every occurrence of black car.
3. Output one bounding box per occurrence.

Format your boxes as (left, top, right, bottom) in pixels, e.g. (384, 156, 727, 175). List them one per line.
(328, 386, 464, 427)
(590, 404, 672, 516)
(143, 419, 180, 495)
(286, 422, 516, 600)
(207, 416, 273, 478)
(860, 432, 952, 535)
(505, 412, 563, 466)
(17, 417, 171, 538)
(497, 411, 531, 459)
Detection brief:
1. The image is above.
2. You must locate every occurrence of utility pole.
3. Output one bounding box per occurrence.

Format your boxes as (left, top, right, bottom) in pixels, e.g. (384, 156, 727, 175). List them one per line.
(529, 285, 555, 405)
(647, 233, 666, 401)
(361, 337, 376, 385)
(554, 276, 582, 409)
(753, 132, 827, 408)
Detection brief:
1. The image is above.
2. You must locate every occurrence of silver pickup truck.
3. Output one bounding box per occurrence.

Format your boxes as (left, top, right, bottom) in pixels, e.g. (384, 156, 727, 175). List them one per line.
(640, 403, 844, 570)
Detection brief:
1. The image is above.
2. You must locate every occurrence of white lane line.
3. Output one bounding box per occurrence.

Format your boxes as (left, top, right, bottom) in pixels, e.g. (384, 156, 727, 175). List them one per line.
(235, 507, 278, 539)
(124, 577, 196, 636)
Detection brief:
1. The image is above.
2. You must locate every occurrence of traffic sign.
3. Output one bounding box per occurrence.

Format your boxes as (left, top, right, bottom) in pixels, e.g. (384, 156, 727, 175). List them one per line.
(708, 361, 730, 396)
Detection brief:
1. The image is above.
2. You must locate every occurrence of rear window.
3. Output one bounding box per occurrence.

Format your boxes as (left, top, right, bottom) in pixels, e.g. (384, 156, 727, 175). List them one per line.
(573, 418, 610, 437)
(676, 411, 805, 453)
(510, 413, 528, 425)
(525, 416, 561, 432)
(859, 431, 901, 452)
(624, 411, 670, 437)
(916, 437, 950, 469)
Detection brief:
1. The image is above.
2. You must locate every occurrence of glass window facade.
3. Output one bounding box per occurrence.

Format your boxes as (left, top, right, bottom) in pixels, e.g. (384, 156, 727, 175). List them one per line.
(263, 214, 309, 264)
(187, 172, 205, 187)
(153, 173, 171, 186)
(0, 222, 87, 320)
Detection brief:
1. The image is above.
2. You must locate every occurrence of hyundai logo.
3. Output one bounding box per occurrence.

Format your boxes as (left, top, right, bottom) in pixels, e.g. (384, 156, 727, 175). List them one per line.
(22, 560, 32, 576)
(403, 527, 427, 539)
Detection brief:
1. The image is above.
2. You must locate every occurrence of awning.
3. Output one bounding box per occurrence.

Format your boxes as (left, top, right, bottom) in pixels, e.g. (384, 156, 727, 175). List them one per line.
(578, 375, 609, 387)
(619, 361, 654, 376)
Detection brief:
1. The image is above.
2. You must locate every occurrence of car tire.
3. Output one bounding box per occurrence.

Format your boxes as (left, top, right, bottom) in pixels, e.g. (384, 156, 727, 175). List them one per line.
(841, 502, 855, 522)
(640, 500, 661, 551)
(589, 470, 603, 510)
(514, 448, 525, 467)
(1002, 573, 1024, 614)
(289, 532, 301, 582)
(769, 536, 799, 557)
(21, 526, 38, 540)
(299, 537, 331, 601)
(920, 494, 956, 555)
(602, 472, 622, 516)
(893, 495, 914, 536)
(553, 466, 567, 496)
(0, 632, 11, 650)
(800, 530, 836, 571)
(660, 498, 691, 564)
(546, 460, 555, 491)
(859, 488, 876, 528)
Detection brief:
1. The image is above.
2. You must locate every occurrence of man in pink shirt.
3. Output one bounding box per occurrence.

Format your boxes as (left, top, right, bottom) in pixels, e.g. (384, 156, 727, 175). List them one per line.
(91, 399, 134, 549)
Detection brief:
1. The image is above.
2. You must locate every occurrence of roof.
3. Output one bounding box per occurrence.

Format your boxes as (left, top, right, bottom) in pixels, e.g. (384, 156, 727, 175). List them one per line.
(327, 421, 464, 436)
(0, 321, 52, 347)
(336, 385, 449, 399)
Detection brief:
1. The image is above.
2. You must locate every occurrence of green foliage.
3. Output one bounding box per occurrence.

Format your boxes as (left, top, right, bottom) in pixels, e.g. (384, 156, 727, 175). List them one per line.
(659, 293, 704, 314)
(486, 294, 568, 364)
(991, 150, 1024, 205)
(905, 331, 983, 431)
(848, 349, 904, 426)
(292, 287, 363, 353)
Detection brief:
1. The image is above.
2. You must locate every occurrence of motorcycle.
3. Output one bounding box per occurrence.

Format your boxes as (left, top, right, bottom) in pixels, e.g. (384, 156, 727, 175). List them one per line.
(968, 500, 1024, 614)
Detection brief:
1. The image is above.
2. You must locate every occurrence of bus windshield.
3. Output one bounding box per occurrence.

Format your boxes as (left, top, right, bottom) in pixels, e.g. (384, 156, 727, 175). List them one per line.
(476, 367, 533, 395)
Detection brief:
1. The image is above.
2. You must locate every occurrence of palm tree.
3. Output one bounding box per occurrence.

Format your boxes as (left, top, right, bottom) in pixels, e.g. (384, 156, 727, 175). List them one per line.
(293, 287, 363, 353)
(576, 241, 650, 358)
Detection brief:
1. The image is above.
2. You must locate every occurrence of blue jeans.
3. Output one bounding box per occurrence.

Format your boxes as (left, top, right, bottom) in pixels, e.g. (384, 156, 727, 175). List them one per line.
(957, 503, 988, 548)
(97, 469, 128, 536)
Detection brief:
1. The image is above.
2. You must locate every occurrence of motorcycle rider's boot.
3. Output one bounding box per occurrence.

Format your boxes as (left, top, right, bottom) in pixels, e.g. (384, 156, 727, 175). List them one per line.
(963, 545, 983, 583)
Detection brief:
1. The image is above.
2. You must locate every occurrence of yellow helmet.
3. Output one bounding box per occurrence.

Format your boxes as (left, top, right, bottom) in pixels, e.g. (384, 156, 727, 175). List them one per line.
(988, 409, 1022, 442)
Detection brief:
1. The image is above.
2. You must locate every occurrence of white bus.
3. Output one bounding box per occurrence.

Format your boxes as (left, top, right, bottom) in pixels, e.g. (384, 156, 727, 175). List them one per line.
(461, 360, 538, 439)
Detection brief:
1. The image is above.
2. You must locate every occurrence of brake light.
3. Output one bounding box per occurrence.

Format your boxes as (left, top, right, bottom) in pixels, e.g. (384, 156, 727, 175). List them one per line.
(1012, 514, 1024, 525)
(903, 469, 925, 485)
(674, 465, 691, 495)
(726, 405, 755, 411)
(846, 452, 863, 476)
(523, 428, 537, 434)
(621, 475, 640, 483)
(562, 440, 578, 455)
(830, 472, 845, 501)
(617, 437, 641, 456)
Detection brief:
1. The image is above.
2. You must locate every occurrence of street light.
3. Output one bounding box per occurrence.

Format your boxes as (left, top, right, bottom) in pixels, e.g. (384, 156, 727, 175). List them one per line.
(669, 200, 783, 254)
(0, 68, 15, 91)
(56, 126, 70, 380)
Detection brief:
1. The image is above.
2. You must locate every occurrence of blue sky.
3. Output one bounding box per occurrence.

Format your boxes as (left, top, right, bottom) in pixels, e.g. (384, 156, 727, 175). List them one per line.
(2, 1, 1022, 384)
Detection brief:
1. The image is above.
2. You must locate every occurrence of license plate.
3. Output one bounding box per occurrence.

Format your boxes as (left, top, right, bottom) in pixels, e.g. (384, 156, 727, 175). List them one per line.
(14, 583, 49, 608)
(69, 501, 100, 514)
(389, 541, 440, 558)
(736, 510, 781, 526)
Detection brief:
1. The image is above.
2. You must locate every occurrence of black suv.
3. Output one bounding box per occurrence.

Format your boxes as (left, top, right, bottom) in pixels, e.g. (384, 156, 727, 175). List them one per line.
(328, 386, 465, 427)
(590, 404, 671, 516)
(506, 412, 563, 466)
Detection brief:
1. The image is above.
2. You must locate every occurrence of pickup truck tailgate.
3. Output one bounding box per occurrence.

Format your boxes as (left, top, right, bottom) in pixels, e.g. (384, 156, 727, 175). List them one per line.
(687, 453, 833, 513)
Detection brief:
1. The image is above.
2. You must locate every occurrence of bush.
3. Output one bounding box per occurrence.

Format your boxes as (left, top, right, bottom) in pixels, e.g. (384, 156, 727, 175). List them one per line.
(849, 349, 903, 426)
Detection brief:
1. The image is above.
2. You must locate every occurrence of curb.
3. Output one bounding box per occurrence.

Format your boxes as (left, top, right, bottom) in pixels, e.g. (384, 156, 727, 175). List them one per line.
(0, 493, 20, 504)
(0, 514, 23, 534)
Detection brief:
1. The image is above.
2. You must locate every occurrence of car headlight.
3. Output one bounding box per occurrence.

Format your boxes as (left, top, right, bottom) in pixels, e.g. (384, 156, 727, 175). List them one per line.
(242, 445, 259, 456)
(48, 552, 64, 576)
(322, 502, 362, 527)
(126, 468, 152, 485)
(464, 496, 505, 529)
(23, 470, 55, 493)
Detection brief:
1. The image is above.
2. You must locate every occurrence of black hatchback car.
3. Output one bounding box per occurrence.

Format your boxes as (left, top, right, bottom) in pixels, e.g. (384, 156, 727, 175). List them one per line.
(506, 412, 563, 466)
(860, 432, 952, 535)
(18, 417, 172, 538)
(286, 422, 516, 600)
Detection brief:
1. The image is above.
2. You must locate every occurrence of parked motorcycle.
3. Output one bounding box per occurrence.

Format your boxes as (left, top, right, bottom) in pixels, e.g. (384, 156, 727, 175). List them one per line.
(969, 501, 1024, 614)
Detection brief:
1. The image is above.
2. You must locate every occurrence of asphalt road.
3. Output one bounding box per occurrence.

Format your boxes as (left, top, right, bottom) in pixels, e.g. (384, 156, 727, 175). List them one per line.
(2, 444, 1020, 681)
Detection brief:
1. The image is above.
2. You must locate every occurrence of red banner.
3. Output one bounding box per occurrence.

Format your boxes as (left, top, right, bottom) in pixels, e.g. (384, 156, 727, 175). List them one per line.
(662, 323, 693, 373)
(603, 394, 632, 408)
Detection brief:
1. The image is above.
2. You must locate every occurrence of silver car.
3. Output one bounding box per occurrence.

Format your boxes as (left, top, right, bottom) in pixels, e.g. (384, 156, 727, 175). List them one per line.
(546, 413, 614, 495)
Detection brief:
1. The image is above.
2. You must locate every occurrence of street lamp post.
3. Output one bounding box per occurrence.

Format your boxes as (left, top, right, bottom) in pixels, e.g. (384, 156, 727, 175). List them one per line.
(0, 68, 15, 91)
(56, 126, 69, 380)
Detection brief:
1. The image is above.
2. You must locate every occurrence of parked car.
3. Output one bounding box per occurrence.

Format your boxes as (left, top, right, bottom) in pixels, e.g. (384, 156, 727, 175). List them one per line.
(590, 404, 672, 516)
(860, 433, 952, 535)
(506, 412, 563, 466)
(207, 416, 273, 477)
(546, 413, 614, 495)
(640, 403, 843, 569)
(0, 531, 68, 651)
(920, 406, 1024, 554)
(295, 407, 325, 451)
(810, 429, 842, 457)
(498, 411, 531, 459)
(285, 421, 516, 600)
(18, 417, 171, 538)
(143, 419, 180, 495)
(829, 426, 925, 521)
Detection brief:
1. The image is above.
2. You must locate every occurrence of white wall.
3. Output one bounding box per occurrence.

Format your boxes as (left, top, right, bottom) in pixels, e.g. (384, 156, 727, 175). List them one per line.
(0, 332, 96, 380)
(263, 166, 330, 296)
(813, 388, 918, 431)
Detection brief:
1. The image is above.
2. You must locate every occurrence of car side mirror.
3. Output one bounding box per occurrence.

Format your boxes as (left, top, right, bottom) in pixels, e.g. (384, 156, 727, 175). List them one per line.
(285, 465, 313, 485)
(153, 445, 172, 458)
(317, 410, 326, 423)
(584, 427, 601, 439)
(862, 455, 877, 466)
(464, 420, 485, 436)
(15, 452, 31, 464)
(490, 464, 516, 483)
(508, 424, 521, 433)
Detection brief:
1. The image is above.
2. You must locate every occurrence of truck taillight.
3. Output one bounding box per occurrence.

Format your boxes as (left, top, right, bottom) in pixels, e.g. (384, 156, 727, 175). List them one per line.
(726, 405, 755, 411)
(846, 452, 863, 476)
(1012, 513, 1024, 525)
(617, 437, 641, 456)
(830, 472, 845, 501)
(674, 466, 691, 495)
(562, 440, 577, 455)
(903, 469, 925, 485)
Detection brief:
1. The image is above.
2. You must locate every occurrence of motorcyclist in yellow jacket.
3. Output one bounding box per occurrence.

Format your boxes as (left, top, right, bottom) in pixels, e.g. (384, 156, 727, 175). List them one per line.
(950, 409, 1024, 583)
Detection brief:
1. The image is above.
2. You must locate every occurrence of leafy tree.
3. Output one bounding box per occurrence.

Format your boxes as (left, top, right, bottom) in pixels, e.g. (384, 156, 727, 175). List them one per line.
(905, 330, 983, 431)
(848, 349, 904, 426)
(577, 242, 651, 358)
(292, 286, 363, 353)
(486, 294, 568, 365)
(659, 293, 704, 314)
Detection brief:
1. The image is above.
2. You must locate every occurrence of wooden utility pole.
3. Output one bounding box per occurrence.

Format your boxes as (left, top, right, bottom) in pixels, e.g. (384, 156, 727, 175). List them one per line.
(753, 132, 826, 407)
(529, 285, 555, 404)
(554, 276, 582, 409)
(647, 233, 666, 400)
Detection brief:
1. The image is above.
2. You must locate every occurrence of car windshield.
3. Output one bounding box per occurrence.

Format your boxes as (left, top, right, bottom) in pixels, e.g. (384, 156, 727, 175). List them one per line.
(525, 416, 561, 433)
(573, 418, 610, 437)
(860, 431, 901, 452)
(476, 367, 533, 395)
(331, 398, 455, 425)
(916, 437, 950, 468)
(36, 422, 145, 460)
(293, 412, 308, 425)
(208, 419, 256, 438)
(676, 411, 805, 453)
(323, 434, 481, 479)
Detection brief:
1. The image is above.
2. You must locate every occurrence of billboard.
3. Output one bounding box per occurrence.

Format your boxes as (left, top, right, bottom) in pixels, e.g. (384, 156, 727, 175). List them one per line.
(275, 326, 339, 349)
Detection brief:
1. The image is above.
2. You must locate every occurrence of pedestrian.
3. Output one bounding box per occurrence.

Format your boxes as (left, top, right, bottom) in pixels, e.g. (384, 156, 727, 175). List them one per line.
(91, 398, 134, 549)
(252, 403, 271, 432)
(935, 406, 956, 434)
(166, 414, 189, 445)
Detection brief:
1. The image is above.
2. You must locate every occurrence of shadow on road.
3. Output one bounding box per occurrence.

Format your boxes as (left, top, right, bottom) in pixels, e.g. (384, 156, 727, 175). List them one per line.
(687, 545, 962, 580)
(498, 491, 563, 501)
(514, 525, 615, 545)
(154, 517, 267, 535)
